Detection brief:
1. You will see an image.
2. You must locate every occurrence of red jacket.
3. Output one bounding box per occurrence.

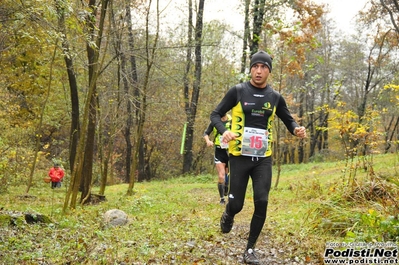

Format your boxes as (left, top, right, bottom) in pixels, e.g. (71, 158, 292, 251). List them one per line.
(48, 167, 65, 182)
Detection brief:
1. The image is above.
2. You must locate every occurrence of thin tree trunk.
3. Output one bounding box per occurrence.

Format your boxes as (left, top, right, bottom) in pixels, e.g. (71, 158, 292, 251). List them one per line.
(182, 0, 193, 173)
(64, 0, 110, 210)
(127, 0, 160, 195)
(183, 0, 205, 174)
(26, 45, 58, 194)
(297, 83, 305, 163)
(240, 0, 250, 74)
(123, 0, 138, 183)
(55, 0, 80, 173)
(384, 116, 399, 153)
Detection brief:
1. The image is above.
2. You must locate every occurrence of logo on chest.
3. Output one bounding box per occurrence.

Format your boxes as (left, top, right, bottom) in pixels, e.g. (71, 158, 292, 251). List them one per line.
(251, 109, 265, 117)
(244, 101, 273, 117)
(262, 102, 273, 111)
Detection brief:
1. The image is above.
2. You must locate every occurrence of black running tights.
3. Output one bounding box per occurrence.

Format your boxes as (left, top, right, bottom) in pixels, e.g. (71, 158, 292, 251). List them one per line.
(226, 155, 272, 249)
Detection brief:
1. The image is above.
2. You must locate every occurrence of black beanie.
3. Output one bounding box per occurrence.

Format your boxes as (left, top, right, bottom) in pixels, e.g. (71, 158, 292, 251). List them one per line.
(250, 51, 272, 72)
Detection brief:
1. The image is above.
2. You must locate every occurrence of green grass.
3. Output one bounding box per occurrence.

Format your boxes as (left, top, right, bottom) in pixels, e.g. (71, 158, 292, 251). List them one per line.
(1, 153, 399, 264)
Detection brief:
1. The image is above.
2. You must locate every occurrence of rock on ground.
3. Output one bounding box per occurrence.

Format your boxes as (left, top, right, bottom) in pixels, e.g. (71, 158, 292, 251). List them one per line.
(103, 209, 128, 227)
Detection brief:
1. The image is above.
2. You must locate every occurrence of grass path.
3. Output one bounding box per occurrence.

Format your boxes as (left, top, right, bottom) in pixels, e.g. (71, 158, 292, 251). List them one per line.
(1, 153, 398, 264)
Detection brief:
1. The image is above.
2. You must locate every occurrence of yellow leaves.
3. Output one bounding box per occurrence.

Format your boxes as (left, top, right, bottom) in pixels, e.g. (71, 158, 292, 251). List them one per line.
(329, 105, 382, 154)
(383, 84, 399, 91)
(315, 104, 329, 112)
(9, 150, 17, 159)
(379, 83, 399, 107)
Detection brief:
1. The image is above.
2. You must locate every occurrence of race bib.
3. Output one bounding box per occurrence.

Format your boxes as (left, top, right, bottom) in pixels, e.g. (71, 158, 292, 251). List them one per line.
(241, 127, 269, 157)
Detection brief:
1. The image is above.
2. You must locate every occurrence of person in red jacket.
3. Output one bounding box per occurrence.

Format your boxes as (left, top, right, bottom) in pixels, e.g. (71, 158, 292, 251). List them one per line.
(48, 163, 65, 189)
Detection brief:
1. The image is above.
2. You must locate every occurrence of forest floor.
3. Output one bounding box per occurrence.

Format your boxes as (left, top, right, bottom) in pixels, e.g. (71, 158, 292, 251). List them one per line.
(1, 153, 398, 264)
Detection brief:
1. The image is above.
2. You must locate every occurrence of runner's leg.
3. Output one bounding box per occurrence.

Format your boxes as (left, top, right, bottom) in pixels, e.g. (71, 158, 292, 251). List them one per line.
(247, 156, 272, 250)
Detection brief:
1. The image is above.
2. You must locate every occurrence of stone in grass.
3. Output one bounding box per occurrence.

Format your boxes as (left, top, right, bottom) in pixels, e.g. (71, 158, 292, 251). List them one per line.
(103, 209, 128, 227)
(24, 213, 52, 224)
(0, 210, 52, 226)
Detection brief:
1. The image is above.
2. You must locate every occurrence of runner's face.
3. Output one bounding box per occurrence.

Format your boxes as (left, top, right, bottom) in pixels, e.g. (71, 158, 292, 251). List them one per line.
(250, 63, 269, 88)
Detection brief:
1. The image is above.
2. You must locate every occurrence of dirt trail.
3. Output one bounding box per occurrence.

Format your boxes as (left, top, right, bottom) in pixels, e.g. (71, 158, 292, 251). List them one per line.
(213, 223, 320, 265)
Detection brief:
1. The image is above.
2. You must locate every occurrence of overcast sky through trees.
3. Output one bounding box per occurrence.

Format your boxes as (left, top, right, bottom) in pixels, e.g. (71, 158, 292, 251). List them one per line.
(314, 0, 368, 33)
(162, 0, 369, 34)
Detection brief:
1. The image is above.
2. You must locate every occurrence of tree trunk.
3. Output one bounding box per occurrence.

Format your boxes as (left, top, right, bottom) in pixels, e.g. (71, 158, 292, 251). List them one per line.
(55, 0, 80, 173)
(183, 123, 194, 173)
(182, 0, 205, 174)
(99, 138, 112, 195)
(80, 0, 108, 204)
(384, 116, 399, 153)
(80, 89, 97, 204)
(121, 52, 133, 183)
(240, 0, 250, 74)
(250, 0, 266, 54)
(297, 81, 305, 163)
(123, 0, 139, 183)
(64, 0, 110, 209)
(137, 137, 151, 181)
(182, 0, 193, 173)
(127, 0, 160, 195)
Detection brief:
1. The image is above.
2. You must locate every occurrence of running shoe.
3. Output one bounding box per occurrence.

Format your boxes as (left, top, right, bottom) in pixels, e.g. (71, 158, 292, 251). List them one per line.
(220, 211, 234, 233)
(243, 248, 260, 264)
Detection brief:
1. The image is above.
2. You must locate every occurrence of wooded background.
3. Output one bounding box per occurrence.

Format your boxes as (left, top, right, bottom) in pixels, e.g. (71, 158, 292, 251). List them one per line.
(1, 0, 398, 208)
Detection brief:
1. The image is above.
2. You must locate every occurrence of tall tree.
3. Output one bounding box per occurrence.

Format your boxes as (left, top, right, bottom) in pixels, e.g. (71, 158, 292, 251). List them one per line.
(182, 0, 205, 174)
(307, 15, 338, 158)
(127, 0, 160, 194)
(241, 0, 251, 73)
(55, 0, 80, 173)
(123, 0, 139, 183)
(250, 0, 266, 54)
(64, 0, 110, 209)
(81, 0, 110, 203)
